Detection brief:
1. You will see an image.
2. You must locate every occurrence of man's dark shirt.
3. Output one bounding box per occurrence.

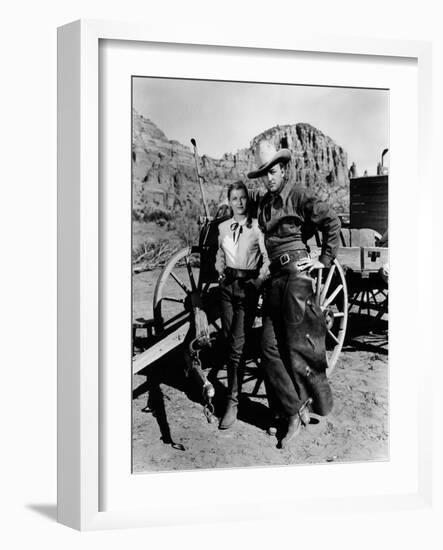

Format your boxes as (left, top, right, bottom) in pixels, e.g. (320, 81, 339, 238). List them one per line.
(257, 180, 341, 267)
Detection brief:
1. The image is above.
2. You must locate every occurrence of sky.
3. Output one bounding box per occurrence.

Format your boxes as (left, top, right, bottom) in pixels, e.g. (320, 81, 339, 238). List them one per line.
(133, 77, 389, 176)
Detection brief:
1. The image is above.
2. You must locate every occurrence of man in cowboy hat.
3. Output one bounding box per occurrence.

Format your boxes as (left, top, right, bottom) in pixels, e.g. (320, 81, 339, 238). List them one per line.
(248, 140, 341, 448)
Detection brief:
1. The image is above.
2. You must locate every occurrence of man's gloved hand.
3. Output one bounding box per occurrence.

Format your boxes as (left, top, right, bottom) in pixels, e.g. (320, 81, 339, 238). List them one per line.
(296, 257, 325, 274)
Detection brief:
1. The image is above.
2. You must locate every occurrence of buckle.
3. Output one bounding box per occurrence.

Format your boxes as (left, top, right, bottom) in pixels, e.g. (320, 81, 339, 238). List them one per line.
(280, 253, 290, 266)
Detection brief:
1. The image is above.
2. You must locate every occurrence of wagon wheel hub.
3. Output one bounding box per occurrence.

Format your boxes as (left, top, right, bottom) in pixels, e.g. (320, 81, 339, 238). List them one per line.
(323, 307, 335, 330)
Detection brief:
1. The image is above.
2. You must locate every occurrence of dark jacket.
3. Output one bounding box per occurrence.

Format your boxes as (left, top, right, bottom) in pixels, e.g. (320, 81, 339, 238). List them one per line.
(258, 181, 341, 267)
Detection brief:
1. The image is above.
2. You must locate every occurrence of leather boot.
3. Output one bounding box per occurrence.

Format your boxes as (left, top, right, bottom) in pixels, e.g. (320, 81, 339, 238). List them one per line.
(219, 363, 241, 430)
(298, 398, 312, 427)
(279, 399, 312, 447)
(219, 399, 238, 430)
(279, 414, 302, 448)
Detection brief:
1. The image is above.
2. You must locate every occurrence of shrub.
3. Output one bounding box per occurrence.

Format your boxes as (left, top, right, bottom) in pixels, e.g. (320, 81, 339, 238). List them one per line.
(132, 238, 180, 272)
(132, 206, 172, 223)
(172, 201, 203, 246)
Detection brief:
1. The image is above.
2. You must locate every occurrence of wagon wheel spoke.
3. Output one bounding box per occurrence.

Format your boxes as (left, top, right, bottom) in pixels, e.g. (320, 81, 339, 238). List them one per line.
(185, 256, 198, 292)
(315, 267, 323, 303)
(327, 329, 340, 345)
(169, 271, 190, 295)
(371, 289, 388, 312)
(322, 284, 343, 309)
(320, 264, 336, 304)
(162, 296, 186, 304)
(349, 290, 361, 310)
(165, 310, 191, 326)
(211, 319, 222, 332)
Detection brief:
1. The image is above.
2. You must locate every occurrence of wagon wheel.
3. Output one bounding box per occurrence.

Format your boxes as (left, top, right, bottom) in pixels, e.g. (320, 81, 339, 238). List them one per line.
(348, 282, 388, 320)
(247, 259, 348, 398)
(153, 246, 221, 335)
(313, 258, 348, 375)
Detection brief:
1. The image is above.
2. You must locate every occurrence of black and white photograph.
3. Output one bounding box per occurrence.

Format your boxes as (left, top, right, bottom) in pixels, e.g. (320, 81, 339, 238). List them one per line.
(4, 0, 440, 542)
(131, 76, 389, 472)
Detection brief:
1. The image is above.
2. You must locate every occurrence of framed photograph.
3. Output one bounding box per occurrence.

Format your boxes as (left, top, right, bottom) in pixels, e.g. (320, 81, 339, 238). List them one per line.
(58, 19, 433, 530)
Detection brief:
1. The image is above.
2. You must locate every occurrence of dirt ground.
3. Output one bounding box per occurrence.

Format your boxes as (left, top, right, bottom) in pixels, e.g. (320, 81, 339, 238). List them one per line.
(132, 268, 389, 473)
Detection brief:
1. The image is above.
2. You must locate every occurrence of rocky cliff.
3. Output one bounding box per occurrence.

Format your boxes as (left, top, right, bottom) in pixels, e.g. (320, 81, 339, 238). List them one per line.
(132, 109, 349, 220)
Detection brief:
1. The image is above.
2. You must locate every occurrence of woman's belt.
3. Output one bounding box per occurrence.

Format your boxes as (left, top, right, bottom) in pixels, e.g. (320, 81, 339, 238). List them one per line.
(224, 267, 259, 279)
(269, 250, 309, 275)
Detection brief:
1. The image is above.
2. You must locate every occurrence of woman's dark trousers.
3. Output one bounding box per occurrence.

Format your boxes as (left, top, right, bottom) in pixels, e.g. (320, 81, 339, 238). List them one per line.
(219, 278, 259, 428)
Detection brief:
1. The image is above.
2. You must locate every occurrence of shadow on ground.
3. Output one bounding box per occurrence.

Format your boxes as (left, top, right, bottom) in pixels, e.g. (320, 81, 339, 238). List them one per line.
(133, 314, 388, 449)
(133, 328, 275, 442)
(345, 314, 388, 355)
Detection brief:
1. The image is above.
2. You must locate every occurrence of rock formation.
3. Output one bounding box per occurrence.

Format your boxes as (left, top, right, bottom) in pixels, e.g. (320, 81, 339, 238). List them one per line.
(132, 109, 350, 221)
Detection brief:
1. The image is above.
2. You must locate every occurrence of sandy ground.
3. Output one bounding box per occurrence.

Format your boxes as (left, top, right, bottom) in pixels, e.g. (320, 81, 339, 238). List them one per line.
(132, 267, 389, 472)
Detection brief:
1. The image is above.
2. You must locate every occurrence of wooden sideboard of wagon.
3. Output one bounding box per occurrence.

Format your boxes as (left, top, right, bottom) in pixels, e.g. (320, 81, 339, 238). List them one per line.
(343, 149, 389, 333)
(306, 171, 389, 339)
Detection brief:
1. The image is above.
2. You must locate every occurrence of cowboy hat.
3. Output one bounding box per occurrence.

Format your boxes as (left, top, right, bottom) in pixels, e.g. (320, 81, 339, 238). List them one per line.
(247, 141, 291, 179)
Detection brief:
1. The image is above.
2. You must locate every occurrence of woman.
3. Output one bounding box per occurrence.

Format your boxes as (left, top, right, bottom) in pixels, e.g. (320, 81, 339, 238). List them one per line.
(215, 181, 269, 430)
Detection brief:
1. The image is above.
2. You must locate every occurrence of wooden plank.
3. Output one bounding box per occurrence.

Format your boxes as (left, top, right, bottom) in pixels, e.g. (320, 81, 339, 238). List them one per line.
(351, 200, 388, 205)
(310, 244, 362, 271)
(352, 203, 388, 207)
(351, 202, 388, 209)
(351, 212, 388, 216)
(339, 228, 380, 247)
(352, 197, 387, 201)
(351, 175, 387, 182)
(352, 184, 387, 191)
(351, 217, 388, 222)
(336, 246, 362, 271)
(350, 175, 388, 236)
(351, 211, 388, 216)
(354, 192, 385, 197)
(351, 215, 388, 221)
(352, 184, 387, 189)
(352, 192, 387, 197)
(361, 247, 389, 272)
(299, 243, 389, 272)
(350, 178, 388, 188)
(351, 199, 387, 205)
(132, 322, 190, 375)
(351, 207, 388, 211)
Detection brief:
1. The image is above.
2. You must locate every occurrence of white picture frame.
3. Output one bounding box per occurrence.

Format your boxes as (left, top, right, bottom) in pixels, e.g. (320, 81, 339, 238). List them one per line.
(57, 19, 433, 531)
